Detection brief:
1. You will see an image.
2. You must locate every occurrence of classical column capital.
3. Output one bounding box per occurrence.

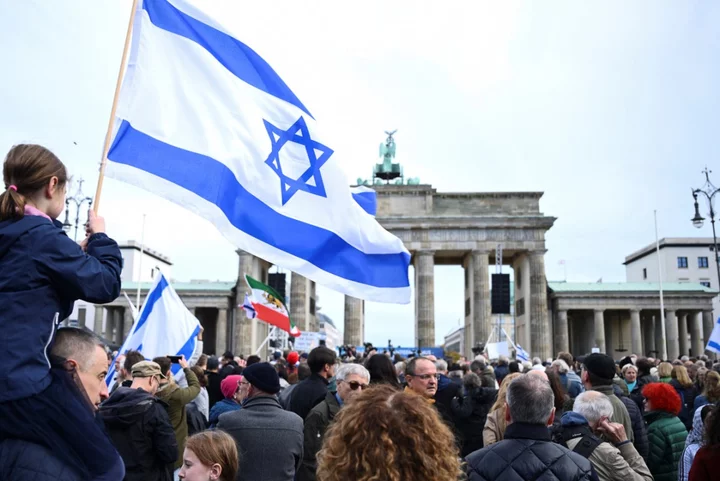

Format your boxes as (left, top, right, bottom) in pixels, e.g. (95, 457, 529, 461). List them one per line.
(414, 249, 435, 256)
(630, 308, 641, 314)
(593, 308, 606, 314)
(529, 249, 548, 257)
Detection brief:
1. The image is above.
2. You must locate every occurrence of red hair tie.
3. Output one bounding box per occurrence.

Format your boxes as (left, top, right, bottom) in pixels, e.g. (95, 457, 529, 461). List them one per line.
(8, 185, 17, 192)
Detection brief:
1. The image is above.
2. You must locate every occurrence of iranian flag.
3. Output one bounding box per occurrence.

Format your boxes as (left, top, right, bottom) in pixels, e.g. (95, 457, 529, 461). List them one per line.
(243, 274, 300, 337)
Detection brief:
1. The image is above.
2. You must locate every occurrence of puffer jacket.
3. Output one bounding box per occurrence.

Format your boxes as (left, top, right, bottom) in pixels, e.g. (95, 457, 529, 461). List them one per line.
(645, 410, 688, 481)
(0, 439, 83, 481)
(466, 422, 598, 481)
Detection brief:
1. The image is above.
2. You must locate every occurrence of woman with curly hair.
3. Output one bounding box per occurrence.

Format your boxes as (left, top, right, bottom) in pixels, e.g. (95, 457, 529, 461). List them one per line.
(316, 384, 462, 481)
(689, 403, 720, 481)
(482, 372, 522, 446)
(643, 382, 688, 481)
(694, 370, 720, 414)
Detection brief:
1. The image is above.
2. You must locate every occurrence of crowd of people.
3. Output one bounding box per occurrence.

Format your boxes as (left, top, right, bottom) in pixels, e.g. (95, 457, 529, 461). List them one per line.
(3, 144, 720, 480)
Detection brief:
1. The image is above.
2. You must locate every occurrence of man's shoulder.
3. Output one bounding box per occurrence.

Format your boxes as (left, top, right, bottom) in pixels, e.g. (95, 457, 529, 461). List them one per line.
(467, 438, 593, 470)
(0, 439, 82, 481)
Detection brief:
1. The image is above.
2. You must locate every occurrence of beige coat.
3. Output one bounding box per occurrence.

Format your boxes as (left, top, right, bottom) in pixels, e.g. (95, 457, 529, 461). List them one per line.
(483, 407, 507, 446)
(566, 438, 653, 481)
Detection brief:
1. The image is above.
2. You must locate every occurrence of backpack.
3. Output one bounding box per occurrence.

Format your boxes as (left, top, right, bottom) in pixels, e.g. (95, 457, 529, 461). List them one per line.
(559, 425, 603, 459)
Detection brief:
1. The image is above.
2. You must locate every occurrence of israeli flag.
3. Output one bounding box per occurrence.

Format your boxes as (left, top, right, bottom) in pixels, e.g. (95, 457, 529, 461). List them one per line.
(105, 273, 200, 388)
(515, 344, 530, 362)
(705, 317, 720, 354)
(106, 0, 410, 303)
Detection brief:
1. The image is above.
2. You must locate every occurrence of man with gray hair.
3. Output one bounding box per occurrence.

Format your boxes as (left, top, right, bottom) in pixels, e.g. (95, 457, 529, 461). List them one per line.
(471, 356, 497, 388)
(297, 363, 370, 481)
(466, 374, 598, 481)
(558, 391, 652, 481)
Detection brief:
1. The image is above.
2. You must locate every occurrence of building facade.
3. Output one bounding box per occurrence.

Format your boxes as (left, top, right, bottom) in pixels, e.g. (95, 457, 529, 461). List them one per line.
(625, 237, 720, 323)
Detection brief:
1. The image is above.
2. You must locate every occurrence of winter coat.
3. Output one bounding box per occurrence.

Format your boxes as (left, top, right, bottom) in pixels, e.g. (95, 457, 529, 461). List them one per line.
(155, 367, 201, 469)
(466, 422, 598, 481)
(0, 216, 122, 402)
(559, 412, 652, 481)
(209, 398, 241, 427)
(689, 446, 720, 481)
(452, 386, 498, 457)
(644, 410, 688, 481)
(693, 394, 711, 414)
(494, 364, 510, 385)
(287, 373, 330, 420)
(188, 386, 209, 422)
(679, 407, 707, 481)
(434, 373, 463, 433)
(0, 439, 84, 481)
(206, 371, 223, 410)
(483, 407, 507, 446)
(619, 392, 650, 460)
(477, 367, 496, 388)
(670, 379, 697, 430)
(561, 373, 583, 398)
(218, 395, 303, 481)
(99, 387, 177, 481)
(297, 392, 341, 481)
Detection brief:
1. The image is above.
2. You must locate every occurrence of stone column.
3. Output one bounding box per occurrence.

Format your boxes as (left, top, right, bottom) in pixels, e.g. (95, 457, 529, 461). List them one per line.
(93, 306, 104, 336)
(290, 272, 309, 332)
(529, 251, 551, 359)
(554, 310, 569, 355)
(666, 310, 679, 360)
(344, 296, 364, 346)
(643, 316, 656, 357)
(122, 307, 134, 339)
(703, 310, 715, 348)
(472, 250, 491, 350)
(630, 309, 642, 356)
(654, 315, 665, 359)
(691, 311, 704, 357)
(216, 308, 228, 355)
(414, 251, 435, 348)
(77, 307, 87, 329)
(678, 313, 689, 357)
(593, 309, 606, 353)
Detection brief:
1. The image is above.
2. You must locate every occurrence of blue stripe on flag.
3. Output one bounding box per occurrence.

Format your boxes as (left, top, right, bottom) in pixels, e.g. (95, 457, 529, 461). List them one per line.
(135, 275, 170, 332)
(171, 325, 202, 376)
(108, 121, 411, 288)
(351, 188, 377, 217)
(143, 0, 312, 118)
(709, 340, 720, 351)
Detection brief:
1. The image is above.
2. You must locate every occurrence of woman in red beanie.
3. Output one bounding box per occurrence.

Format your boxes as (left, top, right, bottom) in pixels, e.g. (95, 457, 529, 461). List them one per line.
(208, 375, 244, 427)
(643, 382, 688, 481)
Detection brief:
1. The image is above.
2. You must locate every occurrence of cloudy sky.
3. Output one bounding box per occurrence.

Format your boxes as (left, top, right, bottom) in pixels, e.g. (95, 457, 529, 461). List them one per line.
(1, 1, 719, 347)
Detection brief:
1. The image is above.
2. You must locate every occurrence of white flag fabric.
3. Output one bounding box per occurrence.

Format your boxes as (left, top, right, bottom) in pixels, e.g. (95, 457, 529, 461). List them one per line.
(105, 273, 200, 388)
(515, 344, 530, 362)
(706, 317, 720, 354)
(105, 0, 410, 303)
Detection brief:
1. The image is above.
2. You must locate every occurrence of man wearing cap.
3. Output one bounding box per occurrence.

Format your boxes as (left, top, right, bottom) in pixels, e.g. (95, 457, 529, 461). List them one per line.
(100, 361, 178, 481)
(217, 362, 303, 481)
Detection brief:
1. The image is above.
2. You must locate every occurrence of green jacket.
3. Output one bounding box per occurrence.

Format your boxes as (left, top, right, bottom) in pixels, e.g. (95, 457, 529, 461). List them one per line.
(644, 410, 687, 481)
(156, 367, 201, 469)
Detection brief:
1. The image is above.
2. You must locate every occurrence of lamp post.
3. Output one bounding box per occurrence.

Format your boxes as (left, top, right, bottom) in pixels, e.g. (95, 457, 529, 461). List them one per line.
(691, 167, 720, 292)
(62, 178, 93, 242)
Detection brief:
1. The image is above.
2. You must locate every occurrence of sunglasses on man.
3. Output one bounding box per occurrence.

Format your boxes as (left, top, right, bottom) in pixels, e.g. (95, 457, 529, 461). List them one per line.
(343, 380, 369, 391)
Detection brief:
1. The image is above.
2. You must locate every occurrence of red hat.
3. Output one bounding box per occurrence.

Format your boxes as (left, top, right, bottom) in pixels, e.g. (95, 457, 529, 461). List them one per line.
(287, 351, 299, 365)
(221, 375, 243, 399)
(642, 382, 682, 415)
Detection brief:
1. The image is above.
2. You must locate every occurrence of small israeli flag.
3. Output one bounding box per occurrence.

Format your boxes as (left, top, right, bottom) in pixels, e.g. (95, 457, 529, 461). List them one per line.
(515, 344, 530, 362)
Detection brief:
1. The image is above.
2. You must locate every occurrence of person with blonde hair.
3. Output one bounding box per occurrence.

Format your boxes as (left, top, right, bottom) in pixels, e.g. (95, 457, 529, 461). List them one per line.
(482, 372, 522, 446)
(178, 431, 238, 481)
(657, 362, 673, 383)
(316, 384, 462, 481)
(671, 365, 698, 429)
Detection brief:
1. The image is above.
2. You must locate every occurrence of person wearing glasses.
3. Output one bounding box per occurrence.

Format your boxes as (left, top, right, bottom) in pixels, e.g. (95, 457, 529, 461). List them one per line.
(404, 357, 439, 401)
(297, 363, 370, 481)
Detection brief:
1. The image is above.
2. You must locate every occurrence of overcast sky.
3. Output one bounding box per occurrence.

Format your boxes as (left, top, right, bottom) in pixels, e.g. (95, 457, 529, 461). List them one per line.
(1, 1, 719, 347)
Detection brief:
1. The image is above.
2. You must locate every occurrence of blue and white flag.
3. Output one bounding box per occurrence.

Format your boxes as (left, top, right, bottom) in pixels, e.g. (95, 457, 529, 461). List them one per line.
(705, 317, 720, 354)
(105, 0, 410, 303)
(105, 273, 201, 388)
(351, 186, 377, 217)
(515, 344, 530, 362)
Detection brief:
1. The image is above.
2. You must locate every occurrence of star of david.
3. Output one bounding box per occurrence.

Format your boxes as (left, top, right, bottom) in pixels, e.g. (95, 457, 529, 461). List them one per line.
(263, 116, 334, 205)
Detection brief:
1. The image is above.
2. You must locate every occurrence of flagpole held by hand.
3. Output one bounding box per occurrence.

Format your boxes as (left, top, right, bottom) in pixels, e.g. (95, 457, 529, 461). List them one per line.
(93, 0, 139, 213)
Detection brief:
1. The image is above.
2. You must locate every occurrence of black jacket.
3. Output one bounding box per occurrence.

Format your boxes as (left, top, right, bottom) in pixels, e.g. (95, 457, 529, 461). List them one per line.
(99, 387, 178, 481)
(494, 364, 510, 385)
(434, 374, 463, 430)
(0, 439, 83, 481)
(465, 422, 599, 481)
(206, 371, 223, 410)
(297, 392, 341, 481)
(451, 386, 498, 457)
(287, 373, 329, 420)
(619, 391, 650, 460)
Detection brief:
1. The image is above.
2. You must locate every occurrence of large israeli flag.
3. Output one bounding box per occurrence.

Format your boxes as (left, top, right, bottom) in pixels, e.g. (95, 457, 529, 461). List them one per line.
(106, 0, 410, 303)
(105, 273, 200, 388)
(705, 317, 720, 354)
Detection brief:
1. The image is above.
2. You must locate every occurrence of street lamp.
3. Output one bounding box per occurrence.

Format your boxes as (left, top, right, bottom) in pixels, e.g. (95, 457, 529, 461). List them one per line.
(62, 178, 93, 242)
(691, 168, 720, 292)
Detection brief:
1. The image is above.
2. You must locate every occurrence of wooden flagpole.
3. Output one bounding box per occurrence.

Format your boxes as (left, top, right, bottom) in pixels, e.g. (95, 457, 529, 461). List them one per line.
(93, 0, 140, 213)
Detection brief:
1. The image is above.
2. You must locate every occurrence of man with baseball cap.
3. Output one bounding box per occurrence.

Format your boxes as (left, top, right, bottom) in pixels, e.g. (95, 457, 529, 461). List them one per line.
(218, 362, 303, 481)
(100, 361, 178, 481)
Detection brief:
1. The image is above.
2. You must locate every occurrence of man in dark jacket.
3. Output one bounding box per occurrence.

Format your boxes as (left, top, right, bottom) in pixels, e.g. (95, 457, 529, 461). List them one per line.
(218, 363, 303, 481)
(466, 374, 598, 481)
(452, 372, 498, 457)
(287, 346, 336, 420)
(494, 356, 510, 385)
(471, 358, 497, 388)
(297, 363, 370, 481)
(100, 361, 177, 481)
(206, 356, 223, 410)
(434, 359, 463, 434)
